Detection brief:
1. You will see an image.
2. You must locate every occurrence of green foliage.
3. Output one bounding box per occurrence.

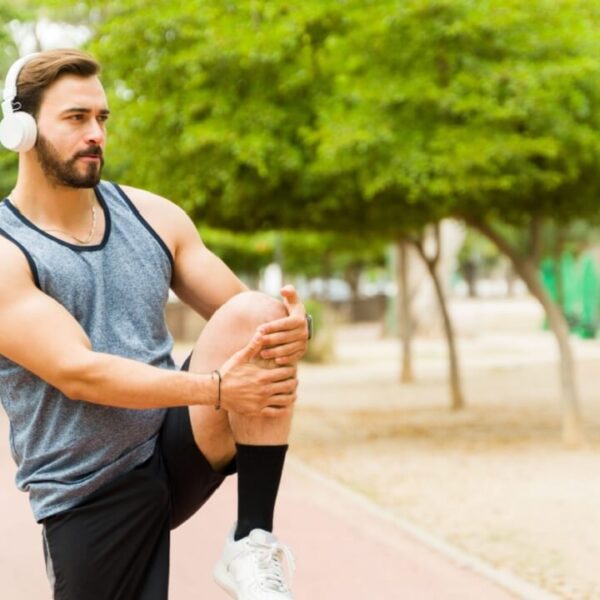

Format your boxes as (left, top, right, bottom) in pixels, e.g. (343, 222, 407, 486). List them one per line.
(5, 0, 600, 245)
(197, 226, 387, 287)
(281, 231, 386, 279)
(0, 0, 28, 195)
(199, 227, 274, 276)
(313, 0, 600, 228)
(76, 0, 348, 231)
(0, 152, 17, 197)
(457, 228, 502, 274)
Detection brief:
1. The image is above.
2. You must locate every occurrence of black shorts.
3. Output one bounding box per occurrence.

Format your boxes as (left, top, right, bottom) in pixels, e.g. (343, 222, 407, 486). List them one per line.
(41, 356, 236, 600)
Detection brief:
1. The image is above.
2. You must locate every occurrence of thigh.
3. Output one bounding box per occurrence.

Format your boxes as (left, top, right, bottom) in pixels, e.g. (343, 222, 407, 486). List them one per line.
(42, 450, 171, 600)
(159, 400, 236, 531)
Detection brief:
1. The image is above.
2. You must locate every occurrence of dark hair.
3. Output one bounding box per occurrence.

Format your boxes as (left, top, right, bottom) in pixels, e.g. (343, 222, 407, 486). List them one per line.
(13, 49, 100, 118)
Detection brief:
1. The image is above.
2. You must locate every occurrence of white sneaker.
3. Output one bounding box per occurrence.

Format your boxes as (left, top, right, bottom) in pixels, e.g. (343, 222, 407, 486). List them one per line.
(213, 527, 296, 599)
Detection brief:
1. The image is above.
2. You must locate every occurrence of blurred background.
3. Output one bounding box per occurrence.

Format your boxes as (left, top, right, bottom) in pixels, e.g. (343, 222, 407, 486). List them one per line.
(2, 1, 600, 598)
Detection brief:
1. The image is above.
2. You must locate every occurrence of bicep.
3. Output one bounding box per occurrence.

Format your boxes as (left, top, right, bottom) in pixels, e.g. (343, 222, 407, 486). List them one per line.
(0, 250, 92, 392)
(171, 217, 247, 319)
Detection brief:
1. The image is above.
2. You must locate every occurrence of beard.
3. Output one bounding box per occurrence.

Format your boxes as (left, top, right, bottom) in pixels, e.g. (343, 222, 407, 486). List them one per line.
(35, 134, 104, 188)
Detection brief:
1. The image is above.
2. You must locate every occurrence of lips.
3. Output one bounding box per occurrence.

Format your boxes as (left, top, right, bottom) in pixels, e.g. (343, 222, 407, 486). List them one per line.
(76, 145, 103, 161)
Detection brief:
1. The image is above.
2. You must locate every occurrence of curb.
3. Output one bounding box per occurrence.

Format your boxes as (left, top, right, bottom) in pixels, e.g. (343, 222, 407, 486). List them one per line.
(287, 456, 561, 600)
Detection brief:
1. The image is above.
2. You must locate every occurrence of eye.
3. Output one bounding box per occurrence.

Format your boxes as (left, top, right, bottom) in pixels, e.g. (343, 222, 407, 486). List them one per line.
(68, 114, 84, 121)
(98, 114, 109, 123)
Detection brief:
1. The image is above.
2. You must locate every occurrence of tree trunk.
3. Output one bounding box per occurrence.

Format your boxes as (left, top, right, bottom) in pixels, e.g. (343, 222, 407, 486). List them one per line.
(345, 263, 361, 304)
(322, 251, 332, 302)
(506, 262, 516, 298)
(553, 228, 566, 310)
(412, 227, 465, 410)
(396, 239, 415, 383)
(517, 260, 583, 445)
(470, 219, 585, 445)
(423, 256, 465, 410)
(462, 260, 478, 298)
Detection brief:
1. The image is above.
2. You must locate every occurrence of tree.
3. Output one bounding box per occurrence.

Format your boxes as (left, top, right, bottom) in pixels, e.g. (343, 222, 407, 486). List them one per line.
(199, 228, 274, 288)
(35, 1, 600, 431)
(313, 0, 600, 442)
(41, 0, 466, 408)
(281, 231, 387, 299)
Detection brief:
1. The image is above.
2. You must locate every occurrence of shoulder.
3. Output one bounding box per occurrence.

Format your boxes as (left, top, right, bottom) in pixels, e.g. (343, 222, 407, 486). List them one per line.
(114, 184, 204, 256)
(116, 184, 189, 222)
(0, 234, 37, 291)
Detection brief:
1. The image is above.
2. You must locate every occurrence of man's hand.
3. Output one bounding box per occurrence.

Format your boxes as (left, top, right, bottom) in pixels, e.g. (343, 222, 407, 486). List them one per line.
(218, 331, 298, 417)
(257, 285, 309, 365)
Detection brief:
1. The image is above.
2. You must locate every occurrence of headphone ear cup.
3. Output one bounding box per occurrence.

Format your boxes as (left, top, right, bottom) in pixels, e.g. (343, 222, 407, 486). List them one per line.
(0, 111, 37, 152)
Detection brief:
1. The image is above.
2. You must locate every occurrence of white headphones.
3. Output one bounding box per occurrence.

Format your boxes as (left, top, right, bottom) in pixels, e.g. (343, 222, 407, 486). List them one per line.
(0, 53, 40, 152)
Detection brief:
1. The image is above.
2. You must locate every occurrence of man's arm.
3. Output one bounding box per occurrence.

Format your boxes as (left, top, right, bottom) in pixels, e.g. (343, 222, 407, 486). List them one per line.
(171, 210, 310, 365)
(119, 186, 310, 364)
(0, 238, 295, 414)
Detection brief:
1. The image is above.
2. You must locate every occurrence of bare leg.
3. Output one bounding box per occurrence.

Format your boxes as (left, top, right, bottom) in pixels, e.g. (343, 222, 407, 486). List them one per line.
(186, 290, 293, 470)
(187, 292, 298, 597)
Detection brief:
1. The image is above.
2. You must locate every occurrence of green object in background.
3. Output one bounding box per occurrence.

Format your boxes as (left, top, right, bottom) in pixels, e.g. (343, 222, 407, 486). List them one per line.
(560, 253, 578, 327)
(540, 253, 600, 338)
(540, 258, 557, 331)
(540, 258, 558, 301)
(578, 256, 599, 339)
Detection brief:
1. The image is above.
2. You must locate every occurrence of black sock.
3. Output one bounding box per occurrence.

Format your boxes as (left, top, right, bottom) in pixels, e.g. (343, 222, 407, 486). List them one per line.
(234, 443, 288, 541)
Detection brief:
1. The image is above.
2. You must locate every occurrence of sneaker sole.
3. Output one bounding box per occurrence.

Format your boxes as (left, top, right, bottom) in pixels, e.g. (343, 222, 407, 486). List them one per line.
(213, 562, 238, 599)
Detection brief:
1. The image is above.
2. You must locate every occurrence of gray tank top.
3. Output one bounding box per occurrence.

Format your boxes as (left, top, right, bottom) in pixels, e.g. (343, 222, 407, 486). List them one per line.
(0, 181, 175, 521)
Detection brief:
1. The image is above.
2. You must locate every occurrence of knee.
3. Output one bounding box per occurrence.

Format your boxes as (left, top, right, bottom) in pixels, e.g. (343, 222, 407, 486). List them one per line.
(218, 291, 286, 330)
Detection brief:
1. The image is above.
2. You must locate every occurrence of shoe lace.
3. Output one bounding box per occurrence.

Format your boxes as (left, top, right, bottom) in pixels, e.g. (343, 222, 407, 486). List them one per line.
(248, 537, 296, 593)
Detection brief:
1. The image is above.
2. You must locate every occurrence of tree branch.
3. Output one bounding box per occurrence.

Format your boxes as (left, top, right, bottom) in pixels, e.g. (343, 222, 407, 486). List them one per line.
(464, 216, 519, 266)
(431, 222, 441, 267)
(530, 214, 543, 264)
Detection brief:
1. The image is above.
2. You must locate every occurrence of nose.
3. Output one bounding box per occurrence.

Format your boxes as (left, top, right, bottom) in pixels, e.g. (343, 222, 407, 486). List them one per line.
(84, 119, 105, 146)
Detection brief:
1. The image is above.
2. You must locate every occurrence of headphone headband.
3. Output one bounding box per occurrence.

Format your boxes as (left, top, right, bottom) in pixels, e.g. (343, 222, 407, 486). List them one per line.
(1, 53, 41, 117)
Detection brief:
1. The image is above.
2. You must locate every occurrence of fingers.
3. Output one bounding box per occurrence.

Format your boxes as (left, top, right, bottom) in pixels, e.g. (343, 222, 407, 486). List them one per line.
(259, 314, 305, 335)
(260, 389, 297, 415)
(275, 351, 304, 365)
(261, 340, 304, 360)
(279, 285, 299, 307)
(260, 328, 307, 347)
(267, 377, 298, 396)
(280, 285, 305, 318)
(221, 336, 299, 415)
(260, 364, 296, 382)
(231, 331, 264, 364)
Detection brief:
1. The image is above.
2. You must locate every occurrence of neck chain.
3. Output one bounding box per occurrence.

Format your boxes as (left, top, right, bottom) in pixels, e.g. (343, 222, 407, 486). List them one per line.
(13, 196, 97, 245)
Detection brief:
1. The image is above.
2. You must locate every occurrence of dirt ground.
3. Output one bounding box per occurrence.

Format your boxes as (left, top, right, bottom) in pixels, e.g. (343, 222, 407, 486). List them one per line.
(290, 298, 600, 600)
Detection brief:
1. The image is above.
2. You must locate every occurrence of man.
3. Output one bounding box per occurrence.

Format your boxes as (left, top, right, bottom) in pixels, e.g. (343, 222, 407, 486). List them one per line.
(0, 48, 309, 599)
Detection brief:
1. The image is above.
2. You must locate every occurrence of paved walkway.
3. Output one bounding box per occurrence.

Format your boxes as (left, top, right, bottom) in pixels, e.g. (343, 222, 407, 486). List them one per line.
(0, 411, 517, 599)
(170, 460, 518, 600)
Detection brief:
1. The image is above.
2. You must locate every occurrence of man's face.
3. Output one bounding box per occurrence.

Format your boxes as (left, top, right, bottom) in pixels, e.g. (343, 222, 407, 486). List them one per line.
(34, 74, 109, 188)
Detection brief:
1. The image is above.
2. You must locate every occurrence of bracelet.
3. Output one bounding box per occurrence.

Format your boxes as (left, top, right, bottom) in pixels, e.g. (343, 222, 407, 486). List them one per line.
(211, 369, 222, 410)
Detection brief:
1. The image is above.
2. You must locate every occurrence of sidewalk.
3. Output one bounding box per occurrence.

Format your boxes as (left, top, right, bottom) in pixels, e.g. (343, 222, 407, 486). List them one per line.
(171, 459, 519, 600)
(0, 415, 517, 599)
